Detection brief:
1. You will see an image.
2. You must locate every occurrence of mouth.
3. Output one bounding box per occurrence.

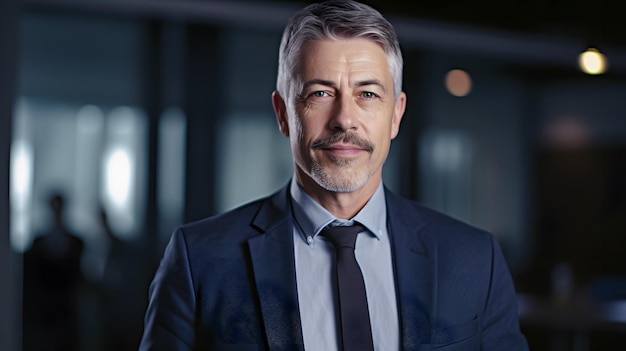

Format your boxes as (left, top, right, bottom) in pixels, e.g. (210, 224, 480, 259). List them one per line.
(319, 143, 369, 158)
(312, 133, 374, 157)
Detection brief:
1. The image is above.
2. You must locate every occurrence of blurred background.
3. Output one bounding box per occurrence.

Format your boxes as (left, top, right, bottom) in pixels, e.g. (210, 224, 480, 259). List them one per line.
(1, 0, 626, 350)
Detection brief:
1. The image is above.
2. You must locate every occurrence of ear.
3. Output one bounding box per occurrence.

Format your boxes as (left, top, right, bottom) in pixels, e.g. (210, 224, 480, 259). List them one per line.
(390, 91, 407, 140)
(272, 91, 289, 137)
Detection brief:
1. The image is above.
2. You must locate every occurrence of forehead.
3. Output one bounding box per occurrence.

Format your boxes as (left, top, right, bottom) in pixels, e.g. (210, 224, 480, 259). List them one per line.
(297, 39, 391, 79)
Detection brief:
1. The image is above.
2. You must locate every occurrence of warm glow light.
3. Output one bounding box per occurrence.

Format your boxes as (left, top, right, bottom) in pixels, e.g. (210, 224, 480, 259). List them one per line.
(544, 117, 589, 149)
(445, 69, 472, 97)
(579, 48, 608, 75)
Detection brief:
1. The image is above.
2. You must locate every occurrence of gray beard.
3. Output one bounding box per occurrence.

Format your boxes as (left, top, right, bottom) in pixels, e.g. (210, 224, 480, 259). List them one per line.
(310, 158, 370, 193)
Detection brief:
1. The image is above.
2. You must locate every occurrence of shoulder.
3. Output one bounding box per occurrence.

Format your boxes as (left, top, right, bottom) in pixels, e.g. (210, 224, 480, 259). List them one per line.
(385, 190, 508, 283)
(177, 197, 265, 246)
(385, 189, 495, 247)
(173, 185, 290, 247)
(183, 198, 265, 232)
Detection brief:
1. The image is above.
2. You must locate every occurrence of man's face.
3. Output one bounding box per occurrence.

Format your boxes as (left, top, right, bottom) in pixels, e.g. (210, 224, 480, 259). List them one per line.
(274, 38, 406, 195)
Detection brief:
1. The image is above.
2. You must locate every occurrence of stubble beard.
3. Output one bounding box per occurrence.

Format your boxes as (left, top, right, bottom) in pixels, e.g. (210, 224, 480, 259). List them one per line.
(310, 157, 371, 193)
(307, 131, 376, 193)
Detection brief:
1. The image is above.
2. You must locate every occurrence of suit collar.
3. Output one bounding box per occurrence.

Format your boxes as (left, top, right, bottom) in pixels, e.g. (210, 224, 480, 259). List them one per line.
(250, 184, 292, 233)
(290, 178, 388, 242)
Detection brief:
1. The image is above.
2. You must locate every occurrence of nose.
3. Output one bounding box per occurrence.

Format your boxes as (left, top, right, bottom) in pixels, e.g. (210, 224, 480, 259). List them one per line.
(328, 94, 358, 132)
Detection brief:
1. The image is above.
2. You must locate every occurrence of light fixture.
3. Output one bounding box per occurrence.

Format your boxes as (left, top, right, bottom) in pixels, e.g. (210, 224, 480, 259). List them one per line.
(578, 47, 608, 75)
(445, 69, 472, 97)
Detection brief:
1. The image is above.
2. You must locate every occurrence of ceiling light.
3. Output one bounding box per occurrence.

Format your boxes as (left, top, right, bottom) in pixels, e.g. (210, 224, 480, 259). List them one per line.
(578, 48, 608, 75)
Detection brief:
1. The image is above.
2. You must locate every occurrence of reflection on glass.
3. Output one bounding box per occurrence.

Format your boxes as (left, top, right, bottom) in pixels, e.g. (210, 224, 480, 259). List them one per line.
(100, 106, 147, 239)
(216, 113, 292, 212)
(543, 117, 589, 149)
(10, 98, 148, 254)
(10, 139, 34, 252)
(157, 107, 187, 247)
(105, 149, 132, 206)
(419, 128, 474, 223)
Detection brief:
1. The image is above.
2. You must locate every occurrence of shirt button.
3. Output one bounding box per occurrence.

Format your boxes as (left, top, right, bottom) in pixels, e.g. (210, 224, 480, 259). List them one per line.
(307, 236, 313, 244)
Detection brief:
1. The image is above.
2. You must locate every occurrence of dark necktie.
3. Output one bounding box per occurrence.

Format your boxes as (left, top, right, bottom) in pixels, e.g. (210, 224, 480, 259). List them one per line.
(321, 224, 375, 351)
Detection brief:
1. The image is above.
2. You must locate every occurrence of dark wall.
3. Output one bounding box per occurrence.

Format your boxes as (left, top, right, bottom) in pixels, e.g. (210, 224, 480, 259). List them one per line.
(0, 0, 19, 349)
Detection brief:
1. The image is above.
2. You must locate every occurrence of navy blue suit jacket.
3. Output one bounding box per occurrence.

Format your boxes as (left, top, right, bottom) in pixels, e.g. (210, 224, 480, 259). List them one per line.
(139, 184, 528, 350)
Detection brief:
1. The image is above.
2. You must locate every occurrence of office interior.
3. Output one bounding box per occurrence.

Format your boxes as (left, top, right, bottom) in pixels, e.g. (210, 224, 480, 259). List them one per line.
(1, 0, 626, 350)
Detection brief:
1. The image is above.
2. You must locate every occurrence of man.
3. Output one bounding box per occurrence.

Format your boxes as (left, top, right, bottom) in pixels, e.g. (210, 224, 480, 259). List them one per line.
(23, 193, 85, 351)
(139, 1, 529, 350)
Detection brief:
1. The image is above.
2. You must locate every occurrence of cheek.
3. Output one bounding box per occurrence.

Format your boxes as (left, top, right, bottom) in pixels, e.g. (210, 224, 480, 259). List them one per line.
(286, 108, 305, 139)
(371, 125, 394, 157)
(293, 120, 308, 148)
(291, 110, 323, 142)
(287, 116, 310, 156)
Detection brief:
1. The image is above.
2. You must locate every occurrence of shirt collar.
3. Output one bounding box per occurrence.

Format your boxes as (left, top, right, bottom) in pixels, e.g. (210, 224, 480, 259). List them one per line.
(290, 177, 387, 245)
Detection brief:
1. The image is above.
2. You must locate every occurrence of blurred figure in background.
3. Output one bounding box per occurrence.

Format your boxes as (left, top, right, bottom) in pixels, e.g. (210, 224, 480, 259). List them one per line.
(97, 207, 146, 351)
(23, 192, 85, 351)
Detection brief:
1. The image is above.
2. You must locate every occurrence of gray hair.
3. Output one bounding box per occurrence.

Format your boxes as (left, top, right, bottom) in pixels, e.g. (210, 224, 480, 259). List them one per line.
(276, 0, 403, 102)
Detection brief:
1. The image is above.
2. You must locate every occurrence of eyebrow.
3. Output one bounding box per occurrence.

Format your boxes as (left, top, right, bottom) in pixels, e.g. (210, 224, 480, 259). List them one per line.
(302, 79, 337, 91)
(355, 79, 386, 93)
(301, 79, 387, 92)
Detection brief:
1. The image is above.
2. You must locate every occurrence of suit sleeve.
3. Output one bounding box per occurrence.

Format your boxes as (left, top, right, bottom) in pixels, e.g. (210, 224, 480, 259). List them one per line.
(480, 235, 529, 350)
(139, 229, 197, 351)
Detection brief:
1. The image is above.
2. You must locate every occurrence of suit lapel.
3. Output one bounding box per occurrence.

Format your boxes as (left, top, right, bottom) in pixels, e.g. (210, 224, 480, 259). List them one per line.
(245, 186, 437, 350)
(247, 185, 305, 351)
(386, 190, 436, 349)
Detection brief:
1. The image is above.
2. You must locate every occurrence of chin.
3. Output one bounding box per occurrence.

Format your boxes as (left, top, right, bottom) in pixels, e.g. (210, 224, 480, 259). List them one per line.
(310, 163, 371, 193)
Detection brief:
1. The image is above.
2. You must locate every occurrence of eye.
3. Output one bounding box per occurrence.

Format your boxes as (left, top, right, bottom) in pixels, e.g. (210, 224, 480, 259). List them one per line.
(360, 91, 377, 99)
(311, 91, 329, 98)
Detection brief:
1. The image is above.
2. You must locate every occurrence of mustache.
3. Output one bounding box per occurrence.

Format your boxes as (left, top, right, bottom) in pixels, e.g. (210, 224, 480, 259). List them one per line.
(312, 132, 374, 152)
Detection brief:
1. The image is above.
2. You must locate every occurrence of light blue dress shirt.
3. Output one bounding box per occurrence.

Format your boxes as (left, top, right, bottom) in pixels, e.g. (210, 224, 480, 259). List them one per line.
(290, 179, 400, 350)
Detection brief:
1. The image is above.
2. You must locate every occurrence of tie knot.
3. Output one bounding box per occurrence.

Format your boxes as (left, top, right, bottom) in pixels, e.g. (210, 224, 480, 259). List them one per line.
(321, 223, 365, 250)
